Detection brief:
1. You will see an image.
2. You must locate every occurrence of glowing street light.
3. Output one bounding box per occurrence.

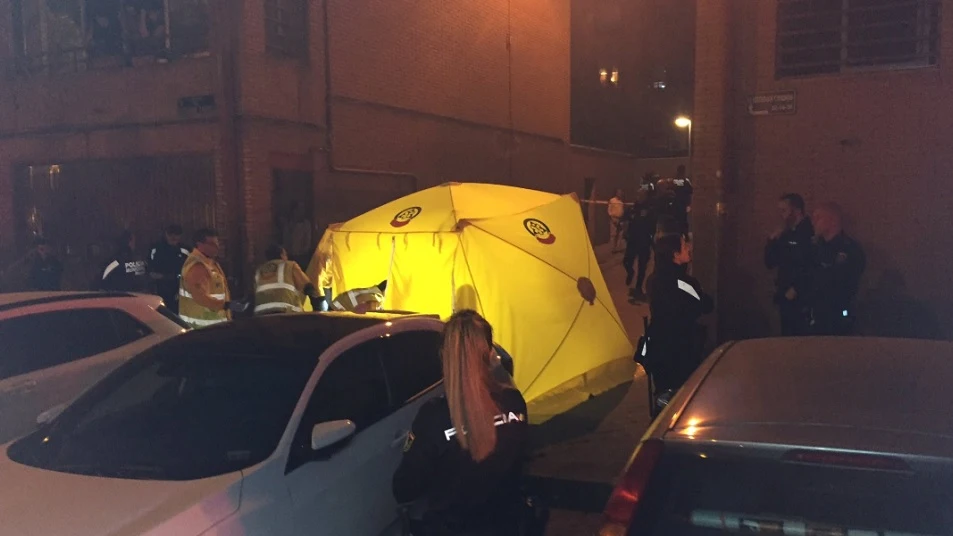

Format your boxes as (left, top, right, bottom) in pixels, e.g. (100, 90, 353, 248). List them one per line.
(674, 116, 692, 129)
(674, 116, 692, 176)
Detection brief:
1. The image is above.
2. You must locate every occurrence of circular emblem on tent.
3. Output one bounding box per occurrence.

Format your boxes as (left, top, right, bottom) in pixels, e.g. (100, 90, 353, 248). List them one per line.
(523, 218, 556, 245)
(390, 207, 422, 228)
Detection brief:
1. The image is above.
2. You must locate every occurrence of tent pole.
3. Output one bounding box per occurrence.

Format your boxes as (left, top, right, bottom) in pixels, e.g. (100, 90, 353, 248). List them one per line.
(386, 236, 396, 299)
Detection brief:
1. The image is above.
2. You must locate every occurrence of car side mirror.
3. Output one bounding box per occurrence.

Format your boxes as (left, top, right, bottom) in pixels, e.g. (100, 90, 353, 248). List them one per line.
(37, 403, 67, 425)
(311, 420, 357, 451)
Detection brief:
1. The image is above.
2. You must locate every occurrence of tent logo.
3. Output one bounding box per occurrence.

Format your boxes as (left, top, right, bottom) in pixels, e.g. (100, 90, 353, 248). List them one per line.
(523, 218, 556, 245)
(391, 207, 422, 228)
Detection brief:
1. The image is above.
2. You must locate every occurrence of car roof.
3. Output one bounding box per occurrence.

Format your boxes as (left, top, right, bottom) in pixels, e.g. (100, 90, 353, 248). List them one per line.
(676, 337, 953, 442)
(153, 312, 440, 359)
(0, 291, 143, 312)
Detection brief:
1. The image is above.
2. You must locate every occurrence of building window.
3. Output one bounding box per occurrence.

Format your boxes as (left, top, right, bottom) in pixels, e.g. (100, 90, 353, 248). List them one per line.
(10, 0, 209, 75)
(777, 0, 941, 78)
(599, 67, 619, 86)
(265, 0, 307, 58)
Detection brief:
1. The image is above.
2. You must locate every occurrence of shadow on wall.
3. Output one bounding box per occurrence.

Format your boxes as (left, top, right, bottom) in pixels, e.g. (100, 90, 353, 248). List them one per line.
(717, 266, 773, 341)
(856, 269, 943, 340)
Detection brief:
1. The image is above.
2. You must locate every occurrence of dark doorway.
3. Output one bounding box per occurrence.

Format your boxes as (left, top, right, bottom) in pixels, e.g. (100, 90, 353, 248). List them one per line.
(272, 169, 315, 267)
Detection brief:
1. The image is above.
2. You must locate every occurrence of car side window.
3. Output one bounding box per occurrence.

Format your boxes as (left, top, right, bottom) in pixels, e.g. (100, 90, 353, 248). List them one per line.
(379, 330, 443, 407)
(110, 309, 154, 345)
(287, 339, 390, 472)
(0, 308, 133, 380)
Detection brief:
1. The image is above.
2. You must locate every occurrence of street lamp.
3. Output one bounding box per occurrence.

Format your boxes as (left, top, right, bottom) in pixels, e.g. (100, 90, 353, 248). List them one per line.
(674, 116, 692, 175)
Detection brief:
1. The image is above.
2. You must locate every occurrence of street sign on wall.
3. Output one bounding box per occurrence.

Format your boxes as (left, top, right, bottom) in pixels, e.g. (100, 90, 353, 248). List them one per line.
(748, 90, 796, 116)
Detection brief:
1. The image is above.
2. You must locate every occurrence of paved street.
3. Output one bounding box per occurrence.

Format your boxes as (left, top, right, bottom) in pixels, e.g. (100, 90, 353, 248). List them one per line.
(526, 246, 653, 535)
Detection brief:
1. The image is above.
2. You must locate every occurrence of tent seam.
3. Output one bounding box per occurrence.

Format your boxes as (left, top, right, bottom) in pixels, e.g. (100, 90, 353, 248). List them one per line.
(521, 300, 585, 396)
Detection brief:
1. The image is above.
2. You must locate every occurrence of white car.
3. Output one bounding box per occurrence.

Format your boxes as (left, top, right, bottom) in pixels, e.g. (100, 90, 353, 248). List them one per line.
(0, 311, 505, 536)
(0, 291, 187, 445)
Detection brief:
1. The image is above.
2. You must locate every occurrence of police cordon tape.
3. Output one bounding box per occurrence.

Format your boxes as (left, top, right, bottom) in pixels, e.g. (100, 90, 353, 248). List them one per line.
(579, 199, 638, 206)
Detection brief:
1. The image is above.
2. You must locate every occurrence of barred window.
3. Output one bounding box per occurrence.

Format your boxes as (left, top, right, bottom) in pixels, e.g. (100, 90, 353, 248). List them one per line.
(777, 0, 941, 77)
(265, 0, 307, 58)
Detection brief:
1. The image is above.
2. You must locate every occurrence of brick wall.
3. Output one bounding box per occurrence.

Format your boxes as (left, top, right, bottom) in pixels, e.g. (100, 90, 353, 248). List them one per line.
(696, 0, 953, 340)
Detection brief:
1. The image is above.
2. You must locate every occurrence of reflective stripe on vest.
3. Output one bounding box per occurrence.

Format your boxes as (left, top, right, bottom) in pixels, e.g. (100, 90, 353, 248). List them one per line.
(254, 260, 303, 315)
(331, 286, 384, 312)
(179, 250, 230, 329)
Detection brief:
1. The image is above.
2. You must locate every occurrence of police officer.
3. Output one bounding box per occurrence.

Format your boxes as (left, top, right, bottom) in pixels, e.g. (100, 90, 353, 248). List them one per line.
(100, 230, 148, 292)
(672, 164, 693, 231)
(645, 233, 713, 395)
(148, 224, 189, 313)
(808, 203, 866, 335)
(179, 228, 246, 328)
(623, 188, 656, 301)
(253, 244, 322, 314)
(393, 310, 528, 536)
(764, 193, 814, 336)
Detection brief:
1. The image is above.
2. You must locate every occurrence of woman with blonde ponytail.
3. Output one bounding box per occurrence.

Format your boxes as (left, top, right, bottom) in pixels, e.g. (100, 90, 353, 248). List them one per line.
(393, 310, 528, 536)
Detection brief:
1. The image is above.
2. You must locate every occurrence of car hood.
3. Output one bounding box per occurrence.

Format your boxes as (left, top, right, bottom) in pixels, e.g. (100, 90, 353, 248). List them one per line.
(0, 448, 242, 536)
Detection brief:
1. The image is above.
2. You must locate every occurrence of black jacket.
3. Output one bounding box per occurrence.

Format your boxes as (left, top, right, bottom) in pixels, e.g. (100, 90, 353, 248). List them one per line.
(647, 264, 713, 390)
(764, 217, 815, 302)
(100, 246, 147, 292)
(810, 232, 866, 322)
(624, 200, 657, 247)
(29, 256, 63, 291)
(393, 387, 528, 533)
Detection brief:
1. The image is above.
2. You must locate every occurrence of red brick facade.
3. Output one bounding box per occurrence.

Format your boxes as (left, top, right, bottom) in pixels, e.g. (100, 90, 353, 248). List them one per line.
(693, 0, 953, 339)
(0, 0, 655, 291)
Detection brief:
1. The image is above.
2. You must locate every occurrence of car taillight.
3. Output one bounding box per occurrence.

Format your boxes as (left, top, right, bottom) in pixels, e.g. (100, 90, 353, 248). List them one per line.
(783, 449, 910, 471)
(598, 438, 664, 536)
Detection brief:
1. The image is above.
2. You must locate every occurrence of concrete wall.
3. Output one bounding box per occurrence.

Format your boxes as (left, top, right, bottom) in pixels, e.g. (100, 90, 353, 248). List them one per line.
(694, 0, 953, 340)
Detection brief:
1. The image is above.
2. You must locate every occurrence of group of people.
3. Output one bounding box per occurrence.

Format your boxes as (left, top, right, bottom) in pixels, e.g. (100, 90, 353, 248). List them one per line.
(765, 194, 866, 337)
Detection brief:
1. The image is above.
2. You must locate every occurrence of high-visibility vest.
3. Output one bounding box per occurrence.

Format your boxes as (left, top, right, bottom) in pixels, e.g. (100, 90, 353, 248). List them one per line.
(254, 259, 303, 314)
(179, 250, 230, 328)
(331, 285, 384, 312)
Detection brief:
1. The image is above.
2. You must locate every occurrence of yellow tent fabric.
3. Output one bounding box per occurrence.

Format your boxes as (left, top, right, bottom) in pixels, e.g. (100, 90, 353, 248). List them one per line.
(310, 183, 634, 422)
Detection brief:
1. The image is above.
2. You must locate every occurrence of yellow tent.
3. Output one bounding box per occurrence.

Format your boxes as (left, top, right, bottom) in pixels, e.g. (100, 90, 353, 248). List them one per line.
(309, 183, 634, 421)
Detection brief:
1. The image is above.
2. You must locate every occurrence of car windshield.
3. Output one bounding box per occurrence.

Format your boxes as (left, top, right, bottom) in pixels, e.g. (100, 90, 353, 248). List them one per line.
(632, 445, 953, 535)
(8, 347, 318, 481)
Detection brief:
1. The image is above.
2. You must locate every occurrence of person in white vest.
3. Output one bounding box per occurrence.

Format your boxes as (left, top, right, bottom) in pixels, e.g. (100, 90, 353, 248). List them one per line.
(253, 244, 321, 315)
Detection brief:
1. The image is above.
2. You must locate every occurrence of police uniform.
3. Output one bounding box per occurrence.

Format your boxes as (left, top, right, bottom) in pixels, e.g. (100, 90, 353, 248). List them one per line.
(149, 240, 190, 313)
(623, 199, 656, 293)
(809, 233, 866, 336)
(178, 249, 230, 328)
(253, 259, 309, 314)
(646, 264, 714, 392)
(393, 388, 528, 536)
(100, 246, 148, 292)
(764, 217, 815, 335)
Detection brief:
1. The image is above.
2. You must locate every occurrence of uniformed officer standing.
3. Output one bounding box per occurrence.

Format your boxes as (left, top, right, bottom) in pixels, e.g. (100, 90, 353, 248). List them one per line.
(393, 310, 528, 536)
(623, 189, 656, 300)
(253, 244, 322, 314)
(764, 194, 815, 335)
(808, 203, 866, 335)
(100, 230, 148, 292)
(179, 228, 246, 328)
(148, 224, 189, 313)
(672, 164, 693, 231)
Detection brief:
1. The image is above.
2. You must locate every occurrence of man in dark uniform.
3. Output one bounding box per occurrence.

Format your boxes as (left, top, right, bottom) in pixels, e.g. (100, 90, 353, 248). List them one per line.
(623, 188, 657, 301)
(764, 193, 814, 335)
(148, 224, 190, 313)
(100, 230, 148, 292)
(809, 203, 866, 335)
(672, 164, 693, 231)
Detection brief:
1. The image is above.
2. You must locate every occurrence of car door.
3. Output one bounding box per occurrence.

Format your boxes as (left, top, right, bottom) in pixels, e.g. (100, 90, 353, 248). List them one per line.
(283, 338, 397, 536)
(0, 307, 155, 444)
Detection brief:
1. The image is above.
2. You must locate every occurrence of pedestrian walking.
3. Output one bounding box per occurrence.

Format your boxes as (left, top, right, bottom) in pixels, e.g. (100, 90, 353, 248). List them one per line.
(393, 310, 529, 536)
(808, 203, 866, 335)
(253, 244, 322, 315)
(179, 228, 246, 328)
(623, 189, 656, 301)
(99, 230, 148, 292)
(764, 193, 814, 336)
(148, 224, 190, 313)
(608, 189, 626, 253)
